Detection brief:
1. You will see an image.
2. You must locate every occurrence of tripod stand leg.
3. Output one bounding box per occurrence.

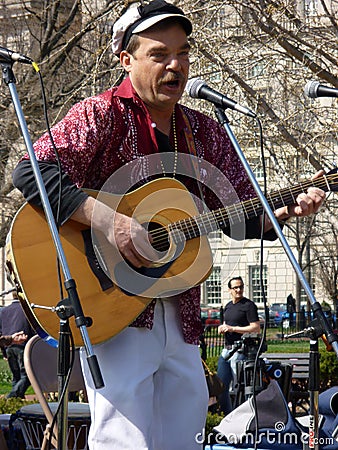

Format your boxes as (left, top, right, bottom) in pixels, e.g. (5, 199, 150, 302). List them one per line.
(57, 319, 71, 450)
(234, 360, 244, 408)
(308, 339, 320, 450)
(234, 359, 267, 408)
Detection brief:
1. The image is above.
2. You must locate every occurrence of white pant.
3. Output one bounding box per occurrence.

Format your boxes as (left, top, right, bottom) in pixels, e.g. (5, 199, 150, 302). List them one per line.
(80, 299, 209, 450)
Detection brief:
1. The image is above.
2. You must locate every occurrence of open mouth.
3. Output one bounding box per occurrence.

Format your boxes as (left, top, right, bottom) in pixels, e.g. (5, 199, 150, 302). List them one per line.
(166, 79, 180, 88)
(161, 77, 182, 90)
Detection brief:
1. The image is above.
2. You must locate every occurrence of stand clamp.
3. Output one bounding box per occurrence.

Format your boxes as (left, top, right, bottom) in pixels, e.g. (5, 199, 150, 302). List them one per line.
(55, 298, 93, 327)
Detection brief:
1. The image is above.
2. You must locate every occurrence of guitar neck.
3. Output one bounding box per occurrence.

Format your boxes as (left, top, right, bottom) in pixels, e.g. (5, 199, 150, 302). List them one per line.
(165, 174, 333, 242)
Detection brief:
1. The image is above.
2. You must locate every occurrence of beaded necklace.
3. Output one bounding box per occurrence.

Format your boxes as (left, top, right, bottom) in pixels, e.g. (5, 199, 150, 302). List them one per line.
(160, 110, 178, 178)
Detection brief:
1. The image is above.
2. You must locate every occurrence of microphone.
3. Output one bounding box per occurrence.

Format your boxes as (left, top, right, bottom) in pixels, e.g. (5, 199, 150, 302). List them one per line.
(185, 77, 256, 118)
(304, 80, 338, 99)
(0, 46, 33, 65)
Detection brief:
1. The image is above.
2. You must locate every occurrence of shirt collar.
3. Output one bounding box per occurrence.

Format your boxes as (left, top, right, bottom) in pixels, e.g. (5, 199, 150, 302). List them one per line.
(113, 76, 138, 100)
(112, 76, 186, 137)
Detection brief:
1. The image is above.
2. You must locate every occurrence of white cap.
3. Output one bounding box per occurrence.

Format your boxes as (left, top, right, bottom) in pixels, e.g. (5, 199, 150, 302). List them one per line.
(112, 1, 192, 55)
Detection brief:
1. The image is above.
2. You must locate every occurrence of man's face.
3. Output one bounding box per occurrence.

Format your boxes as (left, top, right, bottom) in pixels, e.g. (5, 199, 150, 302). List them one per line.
(121, 23, 190, 113)
(229, 280, 245, 303)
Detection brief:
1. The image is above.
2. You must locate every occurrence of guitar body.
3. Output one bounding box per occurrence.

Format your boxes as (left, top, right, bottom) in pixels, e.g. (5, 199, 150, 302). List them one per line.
(6, 178, 212, 346)
(7, 169, 338, 346)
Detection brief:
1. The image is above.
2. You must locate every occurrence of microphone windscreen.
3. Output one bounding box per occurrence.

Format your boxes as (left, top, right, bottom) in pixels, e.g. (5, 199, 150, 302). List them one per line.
(185, 78, 205, 98)
(304, 80, 319, 98)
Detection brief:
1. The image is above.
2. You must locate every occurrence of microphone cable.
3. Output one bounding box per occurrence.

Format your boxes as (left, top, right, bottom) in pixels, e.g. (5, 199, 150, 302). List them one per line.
(26, 60, 77, 450)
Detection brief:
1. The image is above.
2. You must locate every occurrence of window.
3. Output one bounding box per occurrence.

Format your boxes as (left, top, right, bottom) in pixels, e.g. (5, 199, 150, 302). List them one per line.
(250, 157, 268, 180)
(205, 266, 222, 305)
(209, 230, 222, 242)
(249, 62, 265, 78)
(304, 0, 318, 16)
(249, 265, 267, 304)
(300, 281, 315, 304)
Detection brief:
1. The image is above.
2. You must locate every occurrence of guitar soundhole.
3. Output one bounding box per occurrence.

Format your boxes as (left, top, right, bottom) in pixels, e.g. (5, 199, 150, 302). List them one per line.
(144, 222, 170, 253)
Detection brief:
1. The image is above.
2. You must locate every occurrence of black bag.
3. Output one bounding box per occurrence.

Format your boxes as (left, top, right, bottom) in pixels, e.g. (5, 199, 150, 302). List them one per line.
(202, 359, 225, 397)
(214, 380, 303, 449)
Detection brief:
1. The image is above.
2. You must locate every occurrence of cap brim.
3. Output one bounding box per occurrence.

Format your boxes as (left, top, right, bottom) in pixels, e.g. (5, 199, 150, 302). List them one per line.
(132, 13, 192, 35)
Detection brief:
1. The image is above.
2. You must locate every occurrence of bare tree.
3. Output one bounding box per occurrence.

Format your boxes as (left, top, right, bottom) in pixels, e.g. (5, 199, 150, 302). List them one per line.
(311, 205, 338, 320)
(186, 0, 337, 169)
(185, 0, 338, 306)
(1, 0, 125, 245)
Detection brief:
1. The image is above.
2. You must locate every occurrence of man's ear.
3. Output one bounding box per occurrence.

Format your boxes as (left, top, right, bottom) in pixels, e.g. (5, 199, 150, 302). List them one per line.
(120, 51, 132, 73)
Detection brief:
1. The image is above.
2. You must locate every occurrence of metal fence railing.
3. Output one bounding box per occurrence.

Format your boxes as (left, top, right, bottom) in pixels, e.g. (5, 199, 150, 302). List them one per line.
(200, 311, 337, 359)
(200, 326, 223, 359)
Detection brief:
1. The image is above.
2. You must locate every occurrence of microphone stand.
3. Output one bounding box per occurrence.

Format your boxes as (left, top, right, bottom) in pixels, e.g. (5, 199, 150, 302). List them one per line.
(1, 60, 104, 449)
(213, 106, 338, 449)
(285, 319, 325, 450)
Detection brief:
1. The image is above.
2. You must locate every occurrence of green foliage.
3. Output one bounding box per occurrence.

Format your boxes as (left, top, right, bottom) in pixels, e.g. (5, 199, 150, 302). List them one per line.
(204, 410, 224, 444)
(205, 356, 218, 373)
(205, 335, 322, 359)
(321, 301, 332, 311)
(319, 350, 338, 389)
(0, 370, 12, 384)
(0, 357, 34, 396)
(0, 397, 36, 414)
(264, 339, 316, 353)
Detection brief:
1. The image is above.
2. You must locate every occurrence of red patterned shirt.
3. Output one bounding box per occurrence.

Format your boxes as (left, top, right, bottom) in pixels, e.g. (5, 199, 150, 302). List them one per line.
(24, 77, 259, 344)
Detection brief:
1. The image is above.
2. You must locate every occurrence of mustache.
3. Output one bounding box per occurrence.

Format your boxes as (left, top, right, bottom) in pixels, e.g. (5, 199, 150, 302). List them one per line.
(160, 73, 185, 84)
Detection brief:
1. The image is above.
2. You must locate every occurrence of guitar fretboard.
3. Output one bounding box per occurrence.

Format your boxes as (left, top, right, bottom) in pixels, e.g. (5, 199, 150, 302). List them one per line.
(150, 172, 336, 251)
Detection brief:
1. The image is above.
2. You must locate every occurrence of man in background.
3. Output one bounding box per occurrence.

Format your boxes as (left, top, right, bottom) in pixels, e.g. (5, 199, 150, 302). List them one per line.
(1, 296, 35, 398)
(217, 276, 260, 415)
(0, 331, 28, 348)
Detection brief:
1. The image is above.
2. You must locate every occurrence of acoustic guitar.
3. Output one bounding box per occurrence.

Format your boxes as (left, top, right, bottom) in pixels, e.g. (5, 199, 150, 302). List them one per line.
(6, 172, 338, 346)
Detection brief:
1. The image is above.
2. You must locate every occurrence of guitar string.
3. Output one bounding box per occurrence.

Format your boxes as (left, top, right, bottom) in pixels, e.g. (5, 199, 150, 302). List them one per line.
(92, 173, 336, 254)
(148, 174, 335, 244)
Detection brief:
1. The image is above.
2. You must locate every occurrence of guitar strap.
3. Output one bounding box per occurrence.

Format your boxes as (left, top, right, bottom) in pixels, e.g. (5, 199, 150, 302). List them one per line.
(181, 109, 208, 213)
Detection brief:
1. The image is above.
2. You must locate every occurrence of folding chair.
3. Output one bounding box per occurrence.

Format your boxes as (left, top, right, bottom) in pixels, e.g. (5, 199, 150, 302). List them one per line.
(13, 335, 91, 450)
